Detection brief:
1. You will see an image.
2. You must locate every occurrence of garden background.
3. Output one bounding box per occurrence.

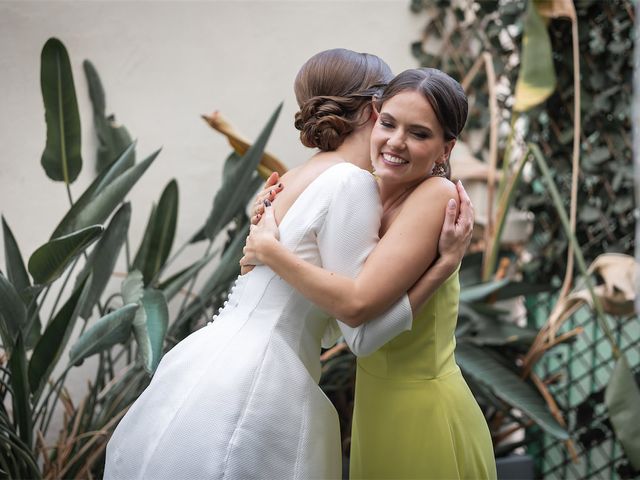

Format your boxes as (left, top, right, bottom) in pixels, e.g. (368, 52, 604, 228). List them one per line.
(0, 0, 638, 479)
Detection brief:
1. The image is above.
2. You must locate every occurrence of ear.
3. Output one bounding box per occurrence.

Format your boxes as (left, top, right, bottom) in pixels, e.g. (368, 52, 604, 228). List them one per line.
(443, 139, 456, 161)
(370, 99, 380, 119)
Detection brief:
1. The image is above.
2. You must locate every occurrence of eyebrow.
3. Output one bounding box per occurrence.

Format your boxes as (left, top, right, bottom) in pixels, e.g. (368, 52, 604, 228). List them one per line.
(380, 112, 433, 132)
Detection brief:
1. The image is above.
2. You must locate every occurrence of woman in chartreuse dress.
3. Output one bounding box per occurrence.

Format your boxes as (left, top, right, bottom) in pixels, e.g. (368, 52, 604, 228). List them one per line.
(244, 68, 496, 479)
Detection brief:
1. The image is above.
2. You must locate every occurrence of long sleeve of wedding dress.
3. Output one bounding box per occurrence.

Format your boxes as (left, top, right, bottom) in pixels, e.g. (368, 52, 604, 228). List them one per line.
(316, 170, 413, 356)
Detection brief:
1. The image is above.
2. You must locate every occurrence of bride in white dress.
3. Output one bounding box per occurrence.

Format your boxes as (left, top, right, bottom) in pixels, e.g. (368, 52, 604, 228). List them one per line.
(104, 49, 470, 480)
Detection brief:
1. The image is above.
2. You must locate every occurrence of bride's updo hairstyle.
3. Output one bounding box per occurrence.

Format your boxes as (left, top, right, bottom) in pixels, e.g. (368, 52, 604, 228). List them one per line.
(375, 68, 468, 179)
(294, 49, 393, 151)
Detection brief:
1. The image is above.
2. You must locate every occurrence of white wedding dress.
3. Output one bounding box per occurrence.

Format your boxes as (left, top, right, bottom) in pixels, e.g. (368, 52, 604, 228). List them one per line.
(104, 162, 413, 480)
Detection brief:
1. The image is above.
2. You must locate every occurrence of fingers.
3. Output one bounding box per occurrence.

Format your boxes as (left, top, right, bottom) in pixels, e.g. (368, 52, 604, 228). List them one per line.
(444, 198, 457, 229)
(265, 172, 279, 188)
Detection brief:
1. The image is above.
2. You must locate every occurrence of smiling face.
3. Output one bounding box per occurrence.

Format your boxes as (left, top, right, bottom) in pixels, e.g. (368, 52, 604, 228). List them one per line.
(370, 90, 455, 188)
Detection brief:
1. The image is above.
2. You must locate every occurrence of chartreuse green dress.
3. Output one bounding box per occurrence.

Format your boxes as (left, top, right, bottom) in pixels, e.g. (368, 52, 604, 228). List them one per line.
(349, 269, 497, 479)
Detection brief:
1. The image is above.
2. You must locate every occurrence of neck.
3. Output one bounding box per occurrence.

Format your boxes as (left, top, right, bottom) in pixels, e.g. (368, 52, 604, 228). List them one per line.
(378, 178, 422, 211)
(333, 122, 373, 171)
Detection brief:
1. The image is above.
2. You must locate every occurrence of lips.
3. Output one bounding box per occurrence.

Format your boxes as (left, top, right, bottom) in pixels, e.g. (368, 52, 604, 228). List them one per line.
(381, 152, 409, 166)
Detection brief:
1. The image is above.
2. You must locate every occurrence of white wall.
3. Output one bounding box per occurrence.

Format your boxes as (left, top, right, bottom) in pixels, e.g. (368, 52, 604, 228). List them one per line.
(0, 0, 426, 266)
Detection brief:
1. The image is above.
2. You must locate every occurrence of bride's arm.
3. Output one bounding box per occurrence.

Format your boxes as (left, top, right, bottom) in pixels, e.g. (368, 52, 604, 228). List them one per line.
(242, 176, 465, 327)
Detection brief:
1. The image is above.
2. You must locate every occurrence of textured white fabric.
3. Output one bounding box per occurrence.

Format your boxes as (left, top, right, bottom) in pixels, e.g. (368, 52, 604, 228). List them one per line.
(104, 162, 413, 480)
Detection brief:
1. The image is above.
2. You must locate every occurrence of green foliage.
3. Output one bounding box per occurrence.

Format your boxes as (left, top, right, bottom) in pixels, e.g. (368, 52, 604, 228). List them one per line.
(83, 59, 135, 174)
(411, 0, 634, 285)
(0, 37, 278, 478)
(40, 38, 82, 185)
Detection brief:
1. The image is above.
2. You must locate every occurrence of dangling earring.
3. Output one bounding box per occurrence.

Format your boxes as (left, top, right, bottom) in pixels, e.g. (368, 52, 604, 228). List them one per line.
(431, 162, 446, 177)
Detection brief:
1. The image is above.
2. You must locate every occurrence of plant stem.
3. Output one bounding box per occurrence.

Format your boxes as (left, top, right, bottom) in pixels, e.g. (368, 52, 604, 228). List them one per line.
(65, 183, 74, 207)
(530, 143, 620, 358)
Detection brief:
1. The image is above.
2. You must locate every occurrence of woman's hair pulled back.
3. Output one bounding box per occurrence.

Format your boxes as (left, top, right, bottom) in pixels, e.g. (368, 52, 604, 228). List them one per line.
(376, 68, 468, 142)
(294, 48, 393, 151)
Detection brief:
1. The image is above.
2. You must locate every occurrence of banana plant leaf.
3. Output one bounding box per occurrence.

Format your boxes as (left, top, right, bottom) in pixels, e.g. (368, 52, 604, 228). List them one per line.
(460, 315, 539, 347)
(75, 202, 131, 319)
(71, 149, 160, 233)
(68, 303, 139, 366)
(0, 272, 28, 353)
(132, 203, 156, 275)
(605, 356, 640, 469)
(52, 142, 136, 238)
(134, 180, 178, 285)
(28, 225, 103, 285)
(83, 59, 134, 174)
(159, 248, 220, 303)
(171, 222, 248, 334)
(8, 333, 32, 448)
(121, 271, 168, 373)
(203, 103, 282, 240)
(28, 275, 91, 400)
(513, 0, 557, 111)
(459, 278, 511, 303)
(456, 342, 568, 440)
(40, 38, 82, 184)
(2, 217, 41, 348)
(138, 289, 169, 373)
(2, 217, 30, 296)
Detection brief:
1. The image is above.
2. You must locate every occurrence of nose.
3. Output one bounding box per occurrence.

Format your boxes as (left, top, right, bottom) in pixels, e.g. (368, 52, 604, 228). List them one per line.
(386, 130, 406, 150)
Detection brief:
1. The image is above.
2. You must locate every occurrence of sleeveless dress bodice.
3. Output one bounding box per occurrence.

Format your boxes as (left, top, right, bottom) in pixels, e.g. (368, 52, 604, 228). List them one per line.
(105, 163, 413, 480)
(350, 270, 498, 479)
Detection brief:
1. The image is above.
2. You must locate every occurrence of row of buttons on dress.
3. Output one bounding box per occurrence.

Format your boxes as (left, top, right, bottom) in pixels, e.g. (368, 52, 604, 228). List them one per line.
(207, 276, 246, 326)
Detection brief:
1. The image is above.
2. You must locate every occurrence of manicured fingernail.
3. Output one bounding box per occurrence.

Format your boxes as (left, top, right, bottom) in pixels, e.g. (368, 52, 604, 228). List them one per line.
(448, 199, 456, 209)
(264, 199, 271, 207)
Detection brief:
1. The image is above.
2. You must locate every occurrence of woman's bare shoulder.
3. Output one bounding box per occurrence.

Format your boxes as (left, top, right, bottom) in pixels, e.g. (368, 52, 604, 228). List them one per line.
(406, 176, 457, 205)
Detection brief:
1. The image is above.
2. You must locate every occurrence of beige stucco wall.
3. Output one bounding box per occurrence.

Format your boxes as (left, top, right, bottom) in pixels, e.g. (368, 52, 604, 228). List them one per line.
(0, 1, 427, 429)
(1, 0, 426, 266)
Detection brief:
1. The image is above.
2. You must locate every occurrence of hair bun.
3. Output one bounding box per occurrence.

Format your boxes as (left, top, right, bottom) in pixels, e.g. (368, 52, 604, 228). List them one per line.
(294, 96, 356, 151)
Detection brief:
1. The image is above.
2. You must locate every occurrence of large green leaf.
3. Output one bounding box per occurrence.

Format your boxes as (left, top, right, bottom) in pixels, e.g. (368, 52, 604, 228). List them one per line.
(28, 275, 91, 399)
(132, 203, 156, 276)
(2, 216, 30, 295)
(28, 225, 103, 285)
(159, 248, 220, 302)
(138, 289, 169, 373)
(83, 60, 134, 174)
(456, 342, 568, 440)
(40, 38, 82, 184)
(122, 271, 168, 372)
(75, 203, 131, 319)
(1, 217, 40, 348)
(513, 0, 557, 111)
(460, 315, 539, 347)
(459, 278, 510, 303)
(9, 333, 32, 448)
(0, 273, 27, 353)
(71, 149, 160, 233)
(203, 104, 282, 240)
(52, 141, 136, 238)
(605, 356, 640, 469)
(172, 222, 248, 332)
(68, 303, 138, 366)
(138, 180, 178, 285)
